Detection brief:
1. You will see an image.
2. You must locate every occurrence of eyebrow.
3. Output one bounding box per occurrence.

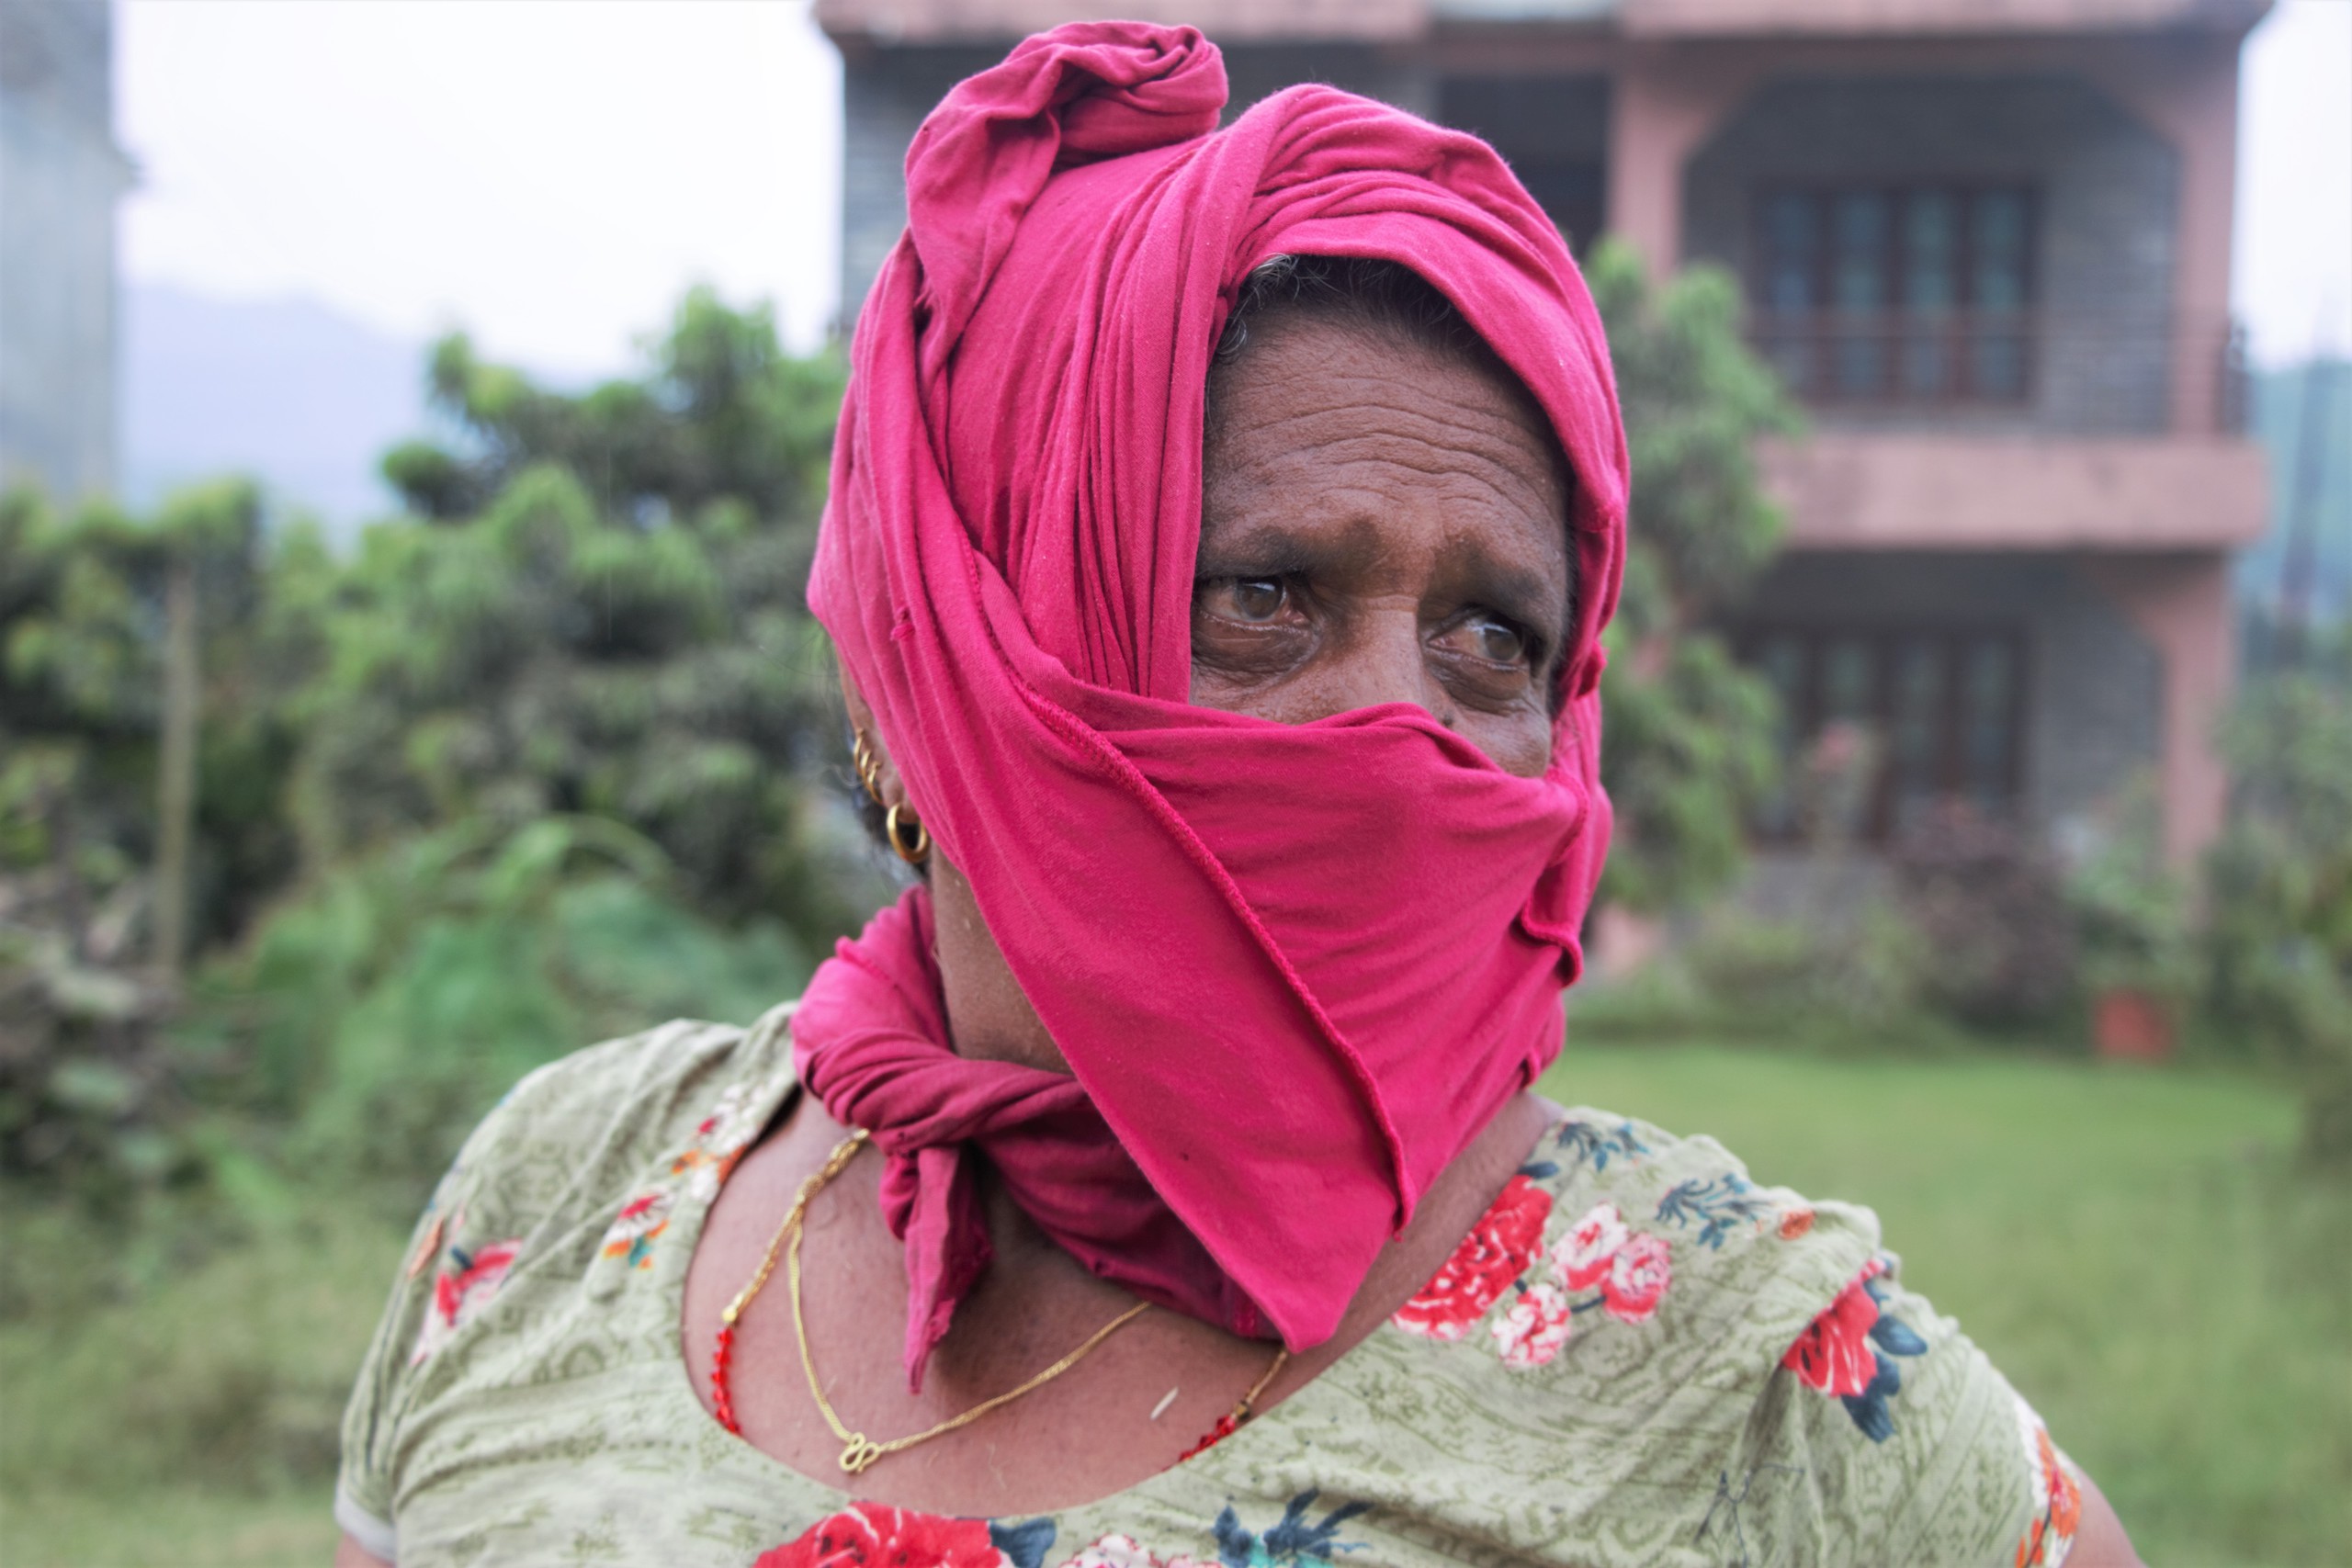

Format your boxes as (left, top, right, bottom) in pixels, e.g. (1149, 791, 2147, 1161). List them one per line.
(1430, 535, 1566, 655)
(1190, 518, 1351, 585)
(1194, 517, 1571, 661)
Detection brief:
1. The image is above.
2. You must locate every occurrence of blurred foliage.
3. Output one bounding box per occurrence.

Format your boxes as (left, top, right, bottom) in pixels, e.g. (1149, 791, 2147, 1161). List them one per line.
(1679, 902, 1928, 1036)
(386, 288, 844, 525)
(2067, 773, 2194, 998)
(311, 288, 854, 935)
(1, 289, 853, 1214)
(2, 480, 318, 1207)
(2, 479, 314, 954)
(1583, 239, 1797, 913)
(187, 816, 809, 1208)
(1889, 801, 2077, 1029)
(0, 1191, 397, 1497)
(0, 872, 183, 1211)
(2201, 644, 2352, 1168)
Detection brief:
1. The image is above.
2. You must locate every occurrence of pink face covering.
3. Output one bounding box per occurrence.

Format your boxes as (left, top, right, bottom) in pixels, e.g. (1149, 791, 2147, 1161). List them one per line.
(797, 21, 1629, 1391)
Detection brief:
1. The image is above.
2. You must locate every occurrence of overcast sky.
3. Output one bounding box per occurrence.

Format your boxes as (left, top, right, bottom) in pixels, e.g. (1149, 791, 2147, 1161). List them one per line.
(119, 1, 842, 373)
(119, 0, 2351, 377)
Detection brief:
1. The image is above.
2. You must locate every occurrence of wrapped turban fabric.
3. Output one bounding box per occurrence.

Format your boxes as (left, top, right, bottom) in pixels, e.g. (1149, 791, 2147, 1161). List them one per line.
(795, 20, 1630, 1392)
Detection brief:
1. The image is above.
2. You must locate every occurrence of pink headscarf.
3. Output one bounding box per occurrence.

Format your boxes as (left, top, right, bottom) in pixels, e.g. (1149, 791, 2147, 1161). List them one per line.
(797, 21, 1628, 1390)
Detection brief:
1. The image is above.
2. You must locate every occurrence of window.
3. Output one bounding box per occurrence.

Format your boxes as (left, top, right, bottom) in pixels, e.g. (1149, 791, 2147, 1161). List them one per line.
(1740, 626, 2027, 842)
(1753, 186, 2035, 405)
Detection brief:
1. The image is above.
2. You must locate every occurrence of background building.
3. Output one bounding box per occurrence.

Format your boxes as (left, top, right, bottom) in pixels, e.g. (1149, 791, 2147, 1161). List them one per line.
(819, 0, 2271, 865)
(1, 0, 133, 502)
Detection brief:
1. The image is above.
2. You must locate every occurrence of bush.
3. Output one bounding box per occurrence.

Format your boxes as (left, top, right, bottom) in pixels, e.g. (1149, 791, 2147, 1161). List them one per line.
(1889, 801, 2076, 1028)
(2067, 774, 2193, 1002)
(0, 745, 193, 1211)
(1568, 893, 1929, 1047)
(1681, 902, 1926, 1032)
(191, 817, 813, 1208)
(2202, 664, 2352, 1168)
(306, 293, 857, 952)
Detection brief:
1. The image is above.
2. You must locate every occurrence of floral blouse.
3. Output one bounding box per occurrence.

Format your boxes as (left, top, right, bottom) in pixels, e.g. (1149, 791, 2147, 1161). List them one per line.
(339, 1007, 2083, 1568)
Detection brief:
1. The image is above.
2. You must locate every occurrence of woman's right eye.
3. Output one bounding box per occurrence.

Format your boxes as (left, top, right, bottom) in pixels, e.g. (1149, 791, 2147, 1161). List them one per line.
(1203, 578, 1293, 624)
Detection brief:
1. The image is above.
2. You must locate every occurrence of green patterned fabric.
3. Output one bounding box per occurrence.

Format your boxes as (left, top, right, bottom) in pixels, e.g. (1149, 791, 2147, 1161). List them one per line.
(338, 1006, 2083, 1568)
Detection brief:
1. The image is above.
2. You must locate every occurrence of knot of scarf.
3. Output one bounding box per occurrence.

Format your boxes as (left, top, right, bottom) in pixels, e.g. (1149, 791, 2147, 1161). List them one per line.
(793, 894, 1267, 1389)
(798, 20, 1629, 1392)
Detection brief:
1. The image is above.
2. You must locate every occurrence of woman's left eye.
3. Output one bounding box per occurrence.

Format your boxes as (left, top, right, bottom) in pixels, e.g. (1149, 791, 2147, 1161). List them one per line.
(1452, 615, 1528, 667)
(1203, 578, 1293, 624)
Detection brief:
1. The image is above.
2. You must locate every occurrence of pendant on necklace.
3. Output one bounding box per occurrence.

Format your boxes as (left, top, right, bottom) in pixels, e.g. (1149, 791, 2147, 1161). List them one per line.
(839, 1434, 884, 1475)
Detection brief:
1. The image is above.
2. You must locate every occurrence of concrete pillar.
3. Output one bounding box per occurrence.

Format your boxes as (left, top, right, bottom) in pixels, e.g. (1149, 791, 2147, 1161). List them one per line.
(2086, 40, 2245, 435)
(1603, 48, 1758, 276)
(2080, 552, 2235, 864)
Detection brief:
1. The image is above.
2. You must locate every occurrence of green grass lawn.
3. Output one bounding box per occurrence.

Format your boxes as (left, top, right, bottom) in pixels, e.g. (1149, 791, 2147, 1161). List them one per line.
(2, 1488, 340, 1568)
(4, 1044, 2345, 1566)
(1539, 1042, 2352, 1568)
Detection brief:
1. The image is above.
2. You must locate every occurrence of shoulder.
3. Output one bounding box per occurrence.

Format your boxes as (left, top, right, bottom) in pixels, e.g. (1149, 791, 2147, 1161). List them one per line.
(337, 1005, 802, 1541)
(1544, 1102, 1877, 1305)
(1351, 1106, 2064, 1564)
(432, 1004, 795, 1224)
(1389, 1104, 1879, 1366)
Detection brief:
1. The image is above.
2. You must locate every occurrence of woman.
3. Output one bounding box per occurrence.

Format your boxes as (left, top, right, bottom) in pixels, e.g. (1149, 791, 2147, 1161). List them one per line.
(336, 24, 2136, 1568)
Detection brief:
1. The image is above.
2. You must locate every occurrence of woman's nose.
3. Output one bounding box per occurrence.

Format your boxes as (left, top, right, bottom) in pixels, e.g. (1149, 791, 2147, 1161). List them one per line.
(1311, 605, 1446, 724)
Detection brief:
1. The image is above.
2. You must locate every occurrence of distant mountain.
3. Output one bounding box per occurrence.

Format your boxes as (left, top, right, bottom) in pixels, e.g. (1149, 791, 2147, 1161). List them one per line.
(122, 283, 429, 537)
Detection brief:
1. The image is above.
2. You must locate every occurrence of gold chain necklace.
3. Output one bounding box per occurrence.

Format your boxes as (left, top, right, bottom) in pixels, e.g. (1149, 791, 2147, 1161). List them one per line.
(712, 1129, 1283, 1477)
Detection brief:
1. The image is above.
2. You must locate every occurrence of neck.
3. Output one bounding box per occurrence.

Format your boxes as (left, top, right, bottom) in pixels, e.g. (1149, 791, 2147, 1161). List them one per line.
(927, 857, 1076, 1075)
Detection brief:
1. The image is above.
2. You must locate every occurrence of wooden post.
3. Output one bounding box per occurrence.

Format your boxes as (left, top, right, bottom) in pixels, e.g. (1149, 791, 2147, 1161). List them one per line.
(154, 554, 198, 983)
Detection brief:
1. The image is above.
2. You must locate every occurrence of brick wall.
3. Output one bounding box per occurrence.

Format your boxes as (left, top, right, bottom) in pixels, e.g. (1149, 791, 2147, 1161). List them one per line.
(1681, 74, 2179, 435)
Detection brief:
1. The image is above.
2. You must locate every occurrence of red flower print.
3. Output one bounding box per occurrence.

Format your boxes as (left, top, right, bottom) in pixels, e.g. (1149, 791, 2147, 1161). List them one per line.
(754, 1504, 1004, 1568)
(1600, 1232, 1672, 1324)
(409, 1237, 524, 1366)
(435, 1240, 518, 1320)
(1777, 1206, 1815, 1241)
(1390, 1174, 1553, 1341)
(1491, 1281, 1574, 1369)
(1782, 1260, 1886, 1397)
(598, 1189, 675, 1269)
(2014, 1397, 2083, 1566)
(2041, 1427, 2082, 1538)
(1548, 1201, 1630, 1292)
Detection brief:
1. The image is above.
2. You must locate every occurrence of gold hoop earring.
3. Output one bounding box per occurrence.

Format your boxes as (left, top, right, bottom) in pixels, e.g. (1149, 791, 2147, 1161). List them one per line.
(884, 803, 931, 867)
(852, 731, 885, 807)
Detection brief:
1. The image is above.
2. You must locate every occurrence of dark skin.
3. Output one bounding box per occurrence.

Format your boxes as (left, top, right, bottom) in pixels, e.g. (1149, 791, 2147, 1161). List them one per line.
(340, 318, 2140, 1562)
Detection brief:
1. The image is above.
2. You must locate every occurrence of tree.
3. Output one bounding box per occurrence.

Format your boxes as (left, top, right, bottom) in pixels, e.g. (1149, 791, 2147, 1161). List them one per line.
(296, 288, 857, 947)
(1583, 241, 1798, 914)
(6, 291, 857, 1204)
(0, 478, 315, 1198)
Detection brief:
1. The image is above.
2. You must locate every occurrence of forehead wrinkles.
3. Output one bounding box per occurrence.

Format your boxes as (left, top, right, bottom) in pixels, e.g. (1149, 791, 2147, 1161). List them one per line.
(1204, 342, 1567, 538)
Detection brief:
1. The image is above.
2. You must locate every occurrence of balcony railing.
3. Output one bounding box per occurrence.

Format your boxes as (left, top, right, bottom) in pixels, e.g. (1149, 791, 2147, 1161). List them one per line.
(1751, 310, 2036, 407)
(1747, 310, 2253, 434)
